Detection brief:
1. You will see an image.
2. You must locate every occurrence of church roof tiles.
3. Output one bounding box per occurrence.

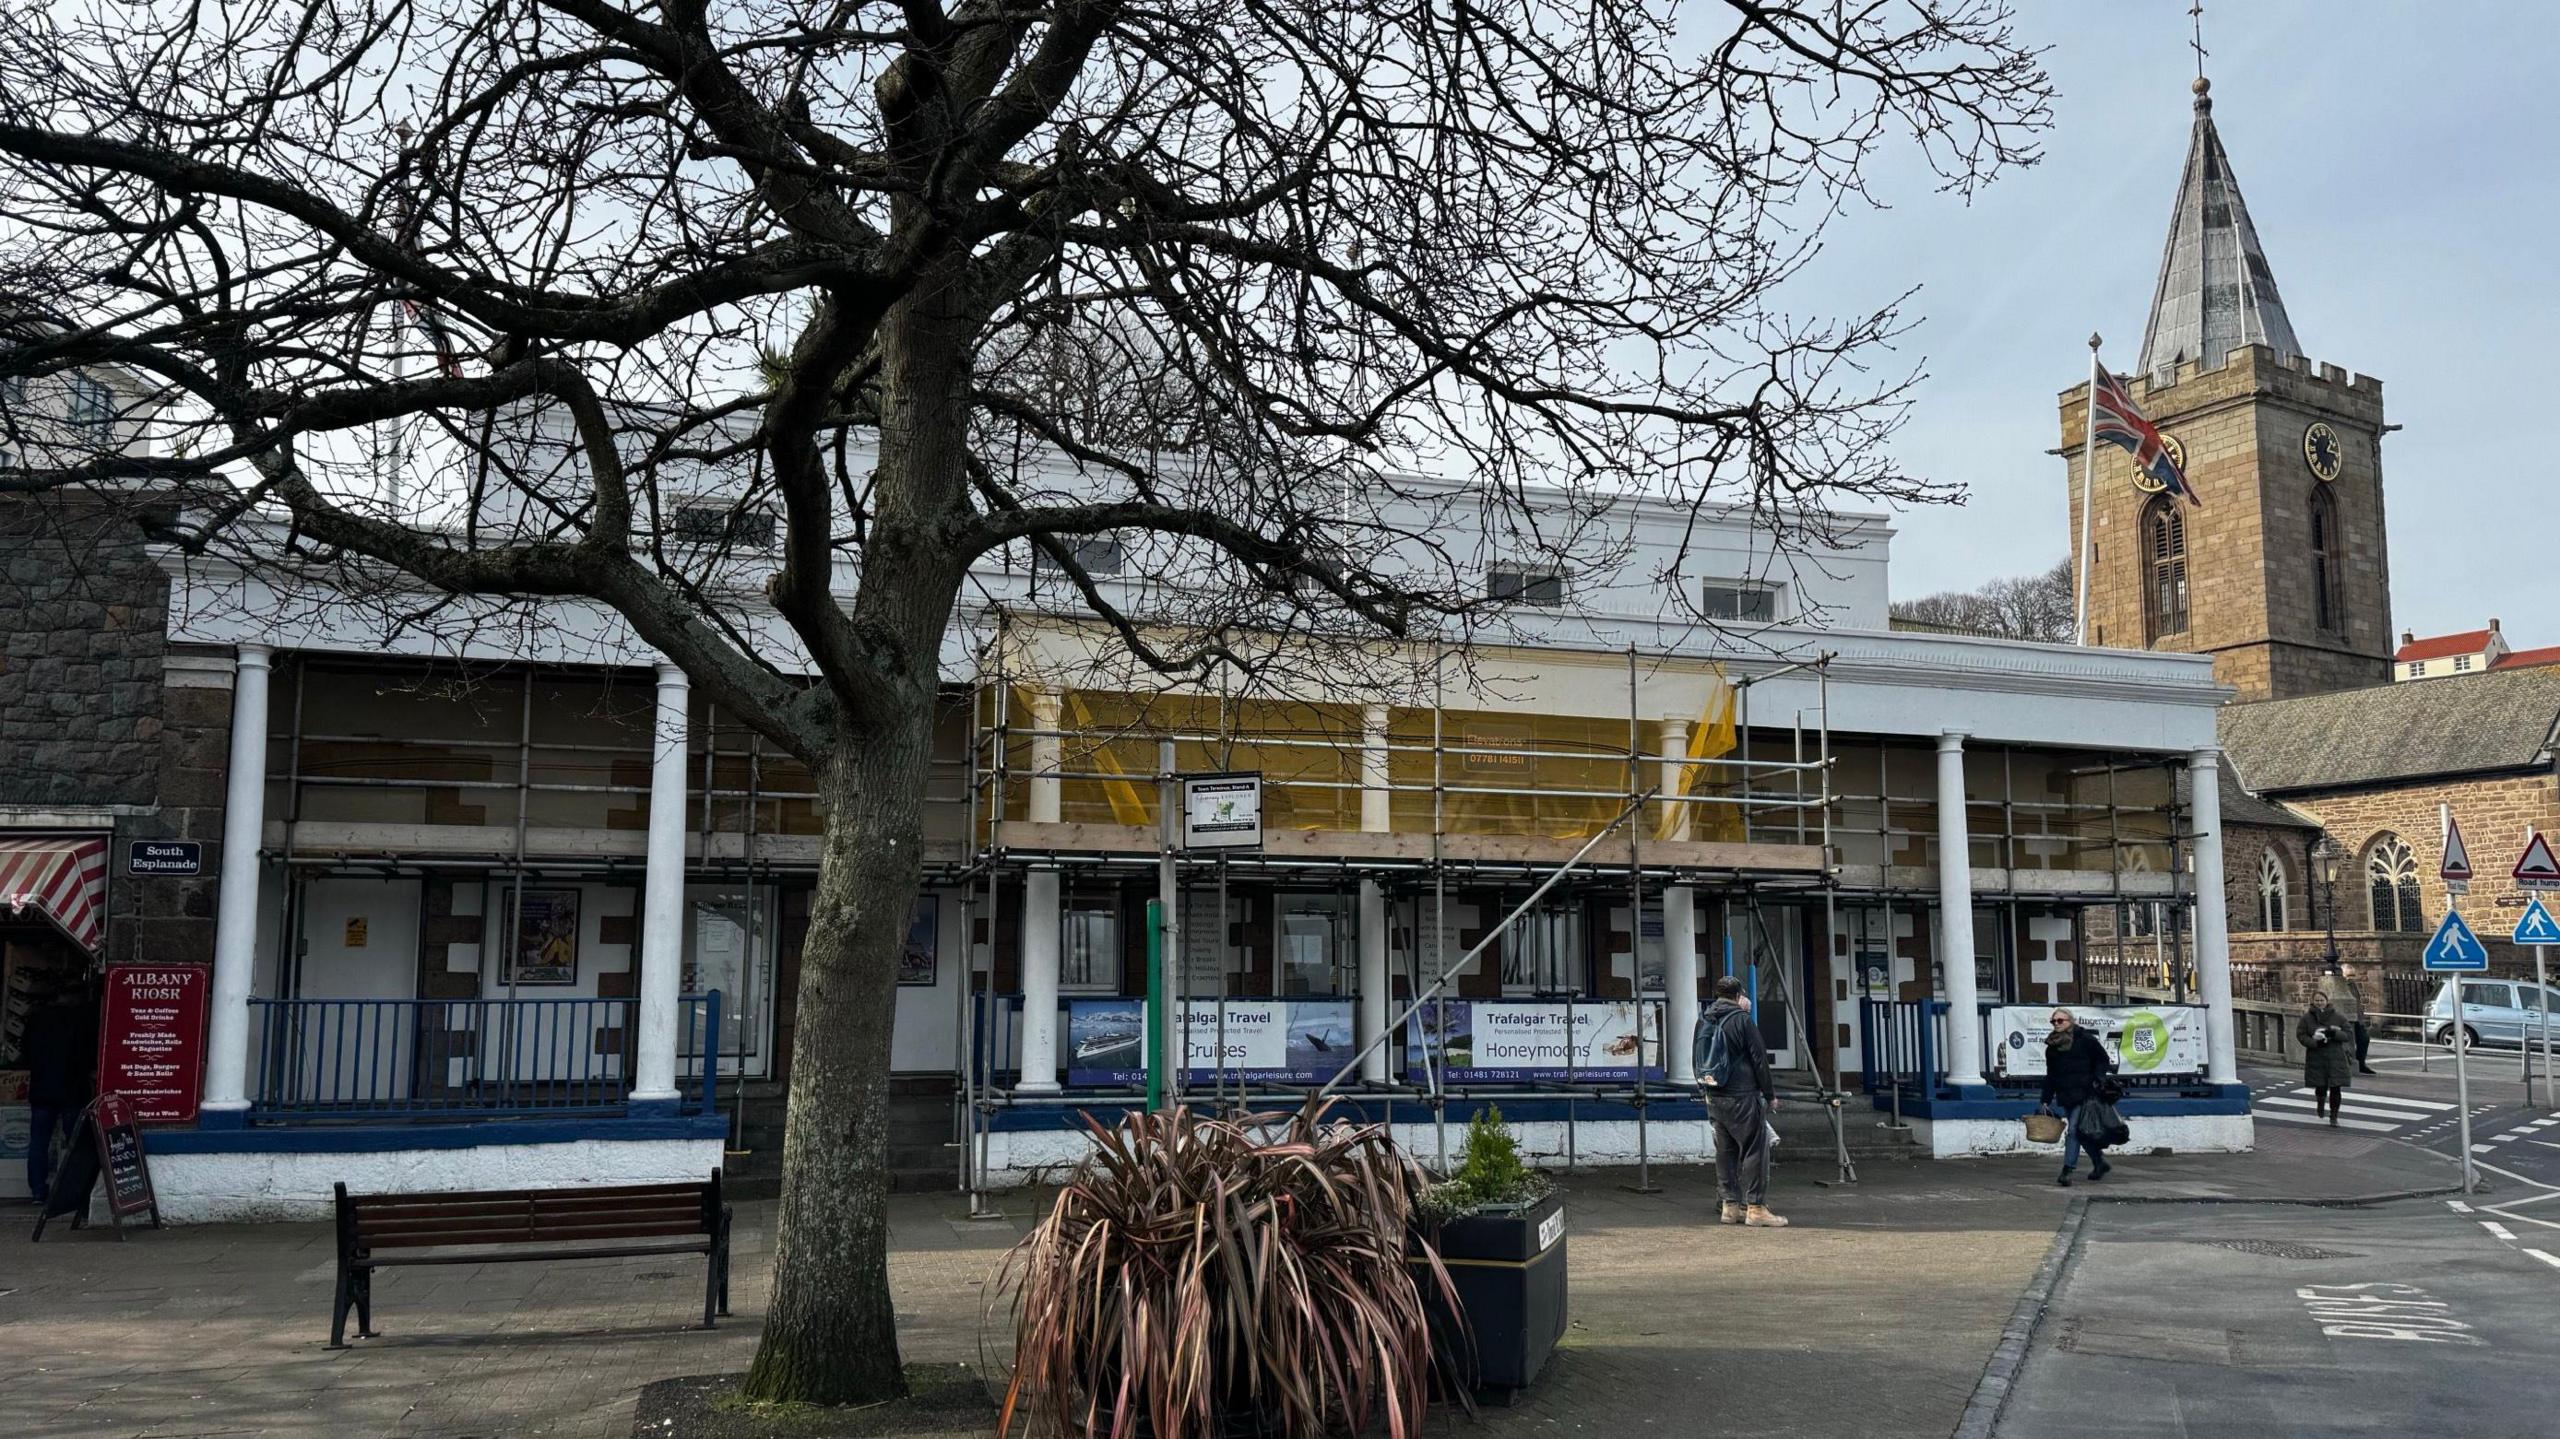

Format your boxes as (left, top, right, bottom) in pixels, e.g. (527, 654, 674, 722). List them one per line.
(2218, 666, 2560, 795)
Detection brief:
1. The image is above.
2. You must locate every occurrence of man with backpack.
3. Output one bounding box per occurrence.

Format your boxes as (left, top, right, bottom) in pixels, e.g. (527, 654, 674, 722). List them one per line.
(1694, 975, 1787, 1228)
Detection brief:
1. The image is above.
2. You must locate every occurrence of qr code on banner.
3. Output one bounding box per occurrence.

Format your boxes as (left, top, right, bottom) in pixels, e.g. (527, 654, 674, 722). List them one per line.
(2126, 1027, 2160, 1056)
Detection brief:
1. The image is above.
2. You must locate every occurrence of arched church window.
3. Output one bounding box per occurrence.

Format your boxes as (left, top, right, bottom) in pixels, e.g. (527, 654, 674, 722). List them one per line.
(2365, 834, 2423, 933)
(2144, 498, 2188, 640)
(2309, 489, 2344, 633)
(2257, 849, 2290, 932)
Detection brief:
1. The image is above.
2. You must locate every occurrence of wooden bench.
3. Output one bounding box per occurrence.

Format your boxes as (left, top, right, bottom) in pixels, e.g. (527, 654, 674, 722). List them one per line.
(329, 1172, 732, 1348)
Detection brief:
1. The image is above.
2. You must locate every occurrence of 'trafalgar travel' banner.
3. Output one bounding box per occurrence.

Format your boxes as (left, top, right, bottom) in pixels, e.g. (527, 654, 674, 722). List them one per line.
(1404, 999, 1666, 1083)
(1990, 1005, 2205, 1077)
(1064, 998, 1356, 1086)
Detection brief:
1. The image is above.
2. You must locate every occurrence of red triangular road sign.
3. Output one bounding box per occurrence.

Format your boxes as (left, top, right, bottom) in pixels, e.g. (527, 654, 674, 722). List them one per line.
(2440, 815, 2473, 881)
(2514, 831, 2560, 889)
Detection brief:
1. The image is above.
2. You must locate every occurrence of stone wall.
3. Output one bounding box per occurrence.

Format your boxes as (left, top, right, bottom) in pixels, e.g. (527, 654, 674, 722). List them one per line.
(0, 495, 231, 969)
(0, 496, 169, 807)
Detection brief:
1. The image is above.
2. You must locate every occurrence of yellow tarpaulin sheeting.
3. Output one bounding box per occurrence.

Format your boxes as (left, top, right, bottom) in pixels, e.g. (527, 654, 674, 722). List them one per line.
(1061, 691, 1154, 826)
(1658, 667, 1742, 843)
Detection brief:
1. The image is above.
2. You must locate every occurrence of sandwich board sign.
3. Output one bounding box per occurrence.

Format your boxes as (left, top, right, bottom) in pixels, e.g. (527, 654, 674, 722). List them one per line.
(2513, 832, 2560, 892)
(2440, 815, 2473, 894)
(2512, 896, 2560, 947)
(2423, 910, 2489, 973)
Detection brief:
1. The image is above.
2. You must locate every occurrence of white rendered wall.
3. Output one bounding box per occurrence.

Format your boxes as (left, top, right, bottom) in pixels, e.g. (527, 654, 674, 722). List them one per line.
(1914, 1113, 2255, 1160)
(147, 1137, 727, 1223)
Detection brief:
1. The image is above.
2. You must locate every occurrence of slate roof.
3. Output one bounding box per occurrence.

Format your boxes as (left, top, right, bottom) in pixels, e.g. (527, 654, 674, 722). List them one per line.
(2218, 666, 2560, 794)
(2136, 81, 2303, 380)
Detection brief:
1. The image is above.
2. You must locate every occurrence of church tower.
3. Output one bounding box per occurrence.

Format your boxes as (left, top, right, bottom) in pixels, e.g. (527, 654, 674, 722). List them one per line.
(2061, 77, 2393, 703)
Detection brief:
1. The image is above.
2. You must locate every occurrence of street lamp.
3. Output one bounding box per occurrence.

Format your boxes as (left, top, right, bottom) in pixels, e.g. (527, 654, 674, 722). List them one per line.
(2310, 834, 2343, 969)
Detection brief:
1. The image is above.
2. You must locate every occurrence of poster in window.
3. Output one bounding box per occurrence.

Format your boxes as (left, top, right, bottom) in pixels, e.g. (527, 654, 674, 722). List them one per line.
(898, 897, 939, 986)
(506, 888, 581, 986)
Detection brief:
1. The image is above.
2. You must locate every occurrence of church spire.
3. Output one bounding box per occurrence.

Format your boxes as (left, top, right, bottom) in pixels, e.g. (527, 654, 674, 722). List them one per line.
(2134, 76, 2302, 379)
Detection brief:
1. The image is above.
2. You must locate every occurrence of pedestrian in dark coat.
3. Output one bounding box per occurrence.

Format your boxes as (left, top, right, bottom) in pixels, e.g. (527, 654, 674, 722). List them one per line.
(2299, 990, 2356, 1124)
(2038, 1008, 2115, 1187)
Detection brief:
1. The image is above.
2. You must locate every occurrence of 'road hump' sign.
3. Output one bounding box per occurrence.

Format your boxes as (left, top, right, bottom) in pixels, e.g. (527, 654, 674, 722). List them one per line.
(2514, 896, 2560, 946)
(2513, 832, 2560, 891)
(2424, 910, 2489, 972)
(2440, 816, 2473, 882)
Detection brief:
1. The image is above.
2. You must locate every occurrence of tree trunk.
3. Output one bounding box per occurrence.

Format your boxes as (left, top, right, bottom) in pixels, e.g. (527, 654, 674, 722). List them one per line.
(740, 716, 931, 1403)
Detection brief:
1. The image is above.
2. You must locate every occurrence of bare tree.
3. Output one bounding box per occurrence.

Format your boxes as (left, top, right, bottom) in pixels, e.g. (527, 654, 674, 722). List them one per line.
(0, 0, 2050, 1404)
(1892, 557, 2074, 641)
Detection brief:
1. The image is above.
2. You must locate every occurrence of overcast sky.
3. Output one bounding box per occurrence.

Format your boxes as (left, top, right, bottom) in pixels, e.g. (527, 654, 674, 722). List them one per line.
(1793, 2, 2555, 643)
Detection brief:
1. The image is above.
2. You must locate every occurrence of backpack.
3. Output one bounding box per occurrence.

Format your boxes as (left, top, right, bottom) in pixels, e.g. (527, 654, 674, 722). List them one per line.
(1694, 1009, 1746, 1091)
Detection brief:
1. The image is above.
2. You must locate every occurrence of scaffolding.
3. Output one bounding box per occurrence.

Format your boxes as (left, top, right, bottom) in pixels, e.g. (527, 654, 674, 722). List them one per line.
(953, 626, 1862, 1202)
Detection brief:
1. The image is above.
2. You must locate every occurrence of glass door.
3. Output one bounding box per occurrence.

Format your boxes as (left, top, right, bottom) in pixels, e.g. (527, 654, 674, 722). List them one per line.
(682, 883, 776, 1078)
(1725, 902, 1800, 1069)
(1275, 891, 1353, 996)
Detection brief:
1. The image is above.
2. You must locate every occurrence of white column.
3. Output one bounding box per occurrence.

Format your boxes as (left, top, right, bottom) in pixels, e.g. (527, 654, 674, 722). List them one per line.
(198, 645, 271, 1124)
(630, 664, 690, 1105)
(1019, 693, 1066, 1093)
(1029, 691, 1063, 824)
(1360, 703, 1391, 833)
(1659, 716, 1692, 843)
(1019, 870, 1063, 1093)
(1356, 705, 1391, 1082)
(1358, 880, 1389, 1083)
(1936, 731, 1986, 1089)
(1664, 884, 1701, 1083)
(2189, 748, 2241, 1086)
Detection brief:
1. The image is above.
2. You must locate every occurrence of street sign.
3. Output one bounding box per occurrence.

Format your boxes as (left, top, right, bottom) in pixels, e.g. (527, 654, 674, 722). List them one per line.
(2513, 896, 2560, 946)
(2513, 831, 2560, 891)
(2440, 815, 2473, 890)
(2423, 909, 2489, 972)
(125, 840, 201, 877)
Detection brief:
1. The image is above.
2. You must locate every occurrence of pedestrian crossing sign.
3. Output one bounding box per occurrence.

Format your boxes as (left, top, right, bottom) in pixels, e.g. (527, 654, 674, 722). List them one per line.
(2514, 896, 2560, 947)
(2423, 909, 2489, 972)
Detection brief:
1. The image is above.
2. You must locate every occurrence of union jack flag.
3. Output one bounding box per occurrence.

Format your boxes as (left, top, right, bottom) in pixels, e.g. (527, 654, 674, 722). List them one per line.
(2091, 367, 2198, 507)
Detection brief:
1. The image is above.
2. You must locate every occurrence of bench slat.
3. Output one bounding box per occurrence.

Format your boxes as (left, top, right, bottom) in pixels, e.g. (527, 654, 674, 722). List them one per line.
(362, 1218, 710, 1249)
(359, 1238, 713, 1268)
(356, 1201, 702, 1232)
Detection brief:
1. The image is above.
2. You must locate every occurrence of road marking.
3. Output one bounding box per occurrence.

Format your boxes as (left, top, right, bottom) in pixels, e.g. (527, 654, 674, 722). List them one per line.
(2259, 1096, 2437, 1124)
(2286, 1088, 2453, 1113)
(2448, 1200, 2474, 1213)
(2527, 1249, 2560, 1270)
(2257, 1109, 2403, 1134)
(2473, 1144, 2499, 1154)
(2482, 1221, 2516, 1243)
(2295, 1283, 2485, 1345)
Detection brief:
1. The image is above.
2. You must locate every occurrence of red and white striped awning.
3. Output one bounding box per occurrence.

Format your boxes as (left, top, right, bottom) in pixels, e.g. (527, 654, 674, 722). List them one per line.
(0, 836, 109, 953)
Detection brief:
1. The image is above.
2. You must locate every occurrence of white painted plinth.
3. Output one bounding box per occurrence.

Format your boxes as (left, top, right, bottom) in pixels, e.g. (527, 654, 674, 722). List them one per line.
(1914, 1112, 2255, 1160)
(149, 1137, 727, 1223)
(974, 1118, 1719, 1188)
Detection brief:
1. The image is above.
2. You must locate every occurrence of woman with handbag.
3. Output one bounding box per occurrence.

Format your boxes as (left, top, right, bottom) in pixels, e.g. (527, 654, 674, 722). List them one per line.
(2038, 1008, 2116, 1186)
(2298, 988, 2356, 1124)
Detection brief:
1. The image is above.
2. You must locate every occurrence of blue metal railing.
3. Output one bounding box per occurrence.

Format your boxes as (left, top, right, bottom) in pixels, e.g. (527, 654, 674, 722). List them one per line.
(247, 990, 723, 1123)
(1858, 997, 2214, 1098)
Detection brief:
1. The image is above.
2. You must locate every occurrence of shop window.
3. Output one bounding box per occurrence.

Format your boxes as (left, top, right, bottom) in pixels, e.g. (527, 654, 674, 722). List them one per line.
(1501, 904, 1581, 993)
(1276, 893, 1354, 997)
(1061, 895, 1120, 991)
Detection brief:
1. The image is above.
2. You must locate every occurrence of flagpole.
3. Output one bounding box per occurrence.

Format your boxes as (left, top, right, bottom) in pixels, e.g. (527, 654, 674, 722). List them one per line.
(2076, 334, 2101, 645)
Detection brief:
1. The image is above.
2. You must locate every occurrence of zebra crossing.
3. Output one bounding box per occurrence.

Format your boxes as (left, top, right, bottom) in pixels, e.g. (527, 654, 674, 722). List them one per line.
(2250, 1085, 2461, 1136)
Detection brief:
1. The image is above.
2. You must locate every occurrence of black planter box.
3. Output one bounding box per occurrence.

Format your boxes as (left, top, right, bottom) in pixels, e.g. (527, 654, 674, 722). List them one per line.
(1416, 1188, 1567, 1394)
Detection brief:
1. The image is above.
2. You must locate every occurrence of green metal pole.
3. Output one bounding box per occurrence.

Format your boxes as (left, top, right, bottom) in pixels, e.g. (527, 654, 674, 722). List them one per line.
(1146, 898, 1166, 1111)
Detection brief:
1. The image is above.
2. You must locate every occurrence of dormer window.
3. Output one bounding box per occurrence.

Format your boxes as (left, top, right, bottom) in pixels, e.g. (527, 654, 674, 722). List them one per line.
(672, 505, 776, 548)
(2453, 655, 2473, 673)
(1702, 581, 1779, 622)
(66, 373, 112, 429)
(1069, 536, 1124, 576)
(1487, 566, 1566, 607)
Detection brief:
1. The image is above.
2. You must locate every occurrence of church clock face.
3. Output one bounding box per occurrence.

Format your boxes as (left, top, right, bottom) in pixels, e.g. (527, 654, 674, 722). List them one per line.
(2304, 422, 2344, 482)
(2132, 433, 2186, 494)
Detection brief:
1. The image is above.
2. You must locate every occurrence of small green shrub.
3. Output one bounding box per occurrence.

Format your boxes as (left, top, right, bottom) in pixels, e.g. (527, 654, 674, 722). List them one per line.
(1423, 1107, 1552, 1221)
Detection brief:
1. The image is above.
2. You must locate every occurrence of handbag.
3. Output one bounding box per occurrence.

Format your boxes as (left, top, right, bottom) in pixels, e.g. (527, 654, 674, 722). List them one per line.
(2023, 1111, 2066, 1144)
